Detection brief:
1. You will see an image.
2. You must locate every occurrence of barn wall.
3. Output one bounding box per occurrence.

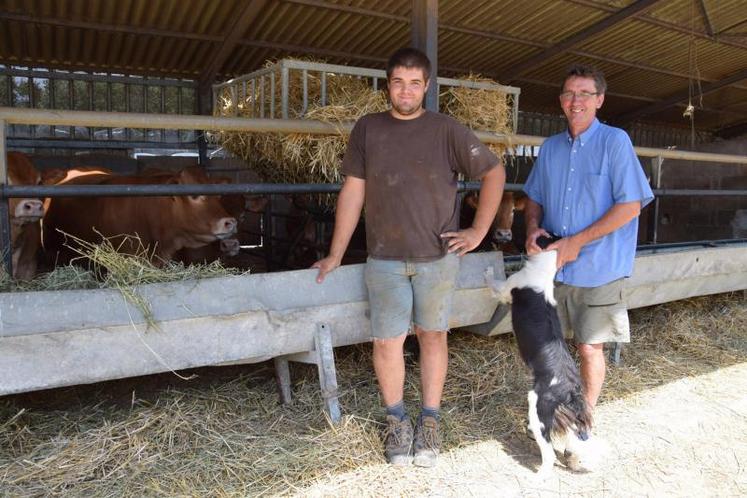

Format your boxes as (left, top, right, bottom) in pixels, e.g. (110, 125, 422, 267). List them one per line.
(653, 137, 747, 242)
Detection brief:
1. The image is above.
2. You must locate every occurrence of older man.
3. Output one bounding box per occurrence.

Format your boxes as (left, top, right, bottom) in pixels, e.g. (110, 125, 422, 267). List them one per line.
(524, 64, 654, 413)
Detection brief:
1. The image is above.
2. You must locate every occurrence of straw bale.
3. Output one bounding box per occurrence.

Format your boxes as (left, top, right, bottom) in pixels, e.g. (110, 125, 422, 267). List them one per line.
(213, 61, 515, 207)
(1, 292, 744, 496)
(439, 74, 515, 156)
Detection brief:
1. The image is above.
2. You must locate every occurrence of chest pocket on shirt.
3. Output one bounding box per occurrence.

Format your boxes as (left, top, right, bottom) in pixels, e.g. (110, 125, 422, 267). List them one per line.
(583, 173, 613, 219)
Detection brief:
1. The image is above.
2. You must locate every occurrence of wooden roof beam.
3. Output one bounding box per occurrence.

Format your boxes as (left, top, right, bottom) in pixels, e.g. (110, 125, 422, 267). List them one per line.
(0, 11, 221, 42)
(198, 1, 268, 88)
(614, 67, 747, 125)
(697, 0, 714, 37)
(713, 120, 747, 140)
(502, 0, 661, 81)
(567, 0, 747, 49)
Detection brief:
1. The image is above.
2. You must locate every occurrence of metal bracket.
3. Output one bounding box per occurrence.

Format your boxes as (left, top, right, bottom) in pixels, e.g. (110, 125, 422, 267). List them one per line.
(609, 342, 623, 366)
(273, 322, 341, 423)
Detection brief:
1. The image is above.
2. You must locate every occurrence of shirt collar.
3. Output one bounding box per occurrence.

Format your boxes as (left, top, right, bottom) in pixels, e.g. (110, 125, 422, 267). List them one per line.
(565, 118, 601, 146)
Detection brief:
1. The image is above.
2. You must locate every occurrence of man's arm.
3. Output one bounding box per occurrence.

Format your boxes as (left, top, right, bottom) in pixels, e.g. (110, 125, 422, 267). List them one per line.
(441, 163, 505, 256)
(549, 201, 641, 268)
(524, 197, 551, 255)
(312, 176, 365, 283)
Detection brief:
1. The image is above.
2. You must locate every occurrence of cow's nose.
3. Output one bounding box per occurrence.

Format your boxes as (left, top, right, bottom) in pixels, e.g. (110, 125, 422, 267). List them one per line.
(220, 217, 238, 235)
(493, 229, 513, 242)
(16, 198, 44, 218)
(219, 238, 240, 256)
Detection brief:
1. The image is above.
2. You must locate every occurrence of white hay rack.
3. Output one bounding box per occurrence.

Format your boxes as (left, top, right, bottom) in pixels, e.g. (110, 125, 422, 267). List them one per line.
(212, 59, 521, 131)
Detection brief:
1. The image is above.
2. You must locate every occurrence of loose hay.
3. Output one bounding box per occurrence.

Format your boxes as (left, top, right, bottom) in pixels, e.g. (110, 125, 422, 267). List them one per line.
(1, 232, 246, 329)
(1, 291, 744, 496)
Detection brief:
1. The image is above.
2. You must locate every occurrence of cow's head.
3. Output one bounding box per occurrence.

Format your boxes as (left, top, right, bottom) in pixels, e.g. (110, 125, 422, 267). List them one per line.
(7, 153, 44, 233)
(491, 192, 526, 244)
(169, 167, 238, 247)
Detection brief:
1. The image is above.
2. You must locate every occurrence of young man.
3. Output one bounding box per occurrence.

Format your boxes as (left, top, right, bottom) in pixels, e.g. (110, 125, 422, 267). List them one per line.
(523, 64, 654, 412)
(313, 47, 505, 467)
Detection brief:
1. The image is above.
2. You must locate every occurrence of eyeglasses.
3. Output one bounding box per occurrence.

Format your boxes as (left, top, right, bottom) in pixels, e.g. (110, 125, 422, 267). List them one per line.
(559, 91, 600, 101)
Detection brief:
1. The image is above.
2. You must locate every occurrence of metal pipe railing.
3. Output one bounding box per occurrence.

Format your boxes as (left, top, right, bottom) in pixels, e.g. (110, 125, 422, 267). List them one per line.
(2, 107, 747, 164)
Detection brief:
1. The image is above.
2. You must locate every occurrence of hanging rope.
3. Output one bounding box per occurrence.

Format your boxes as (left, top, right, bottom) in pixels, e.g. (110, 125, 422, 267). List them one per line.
(684, 0, 704, 148)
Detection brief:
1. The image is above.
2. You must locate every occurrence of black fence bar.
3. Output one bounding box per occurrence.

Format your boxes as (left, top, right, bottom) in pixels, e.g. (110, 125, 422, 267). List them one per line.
(0, 182, 529, 198)
(0, 199, 10, 275)
(5, 182, 747, 199)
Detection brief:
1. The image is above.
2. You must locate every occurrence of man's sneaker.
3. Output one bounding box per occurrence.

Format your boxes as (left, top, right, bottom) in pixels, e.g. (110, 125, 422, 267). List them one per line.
(413, 415, 441, 467)
(383, 415, 413, 466)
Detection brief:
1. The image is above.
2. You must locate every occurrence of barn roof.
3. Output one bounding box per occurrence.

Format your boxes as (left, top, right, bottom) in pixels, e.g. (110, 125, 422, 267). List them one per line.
(1, 0, 747, 137)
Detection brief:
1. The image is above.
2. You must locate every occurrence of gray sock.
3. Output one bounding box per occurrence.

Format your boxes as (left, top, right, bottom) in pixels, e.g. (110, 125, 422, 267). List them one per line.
(386, 400, 407, 421)
(419, 405, 440, 422)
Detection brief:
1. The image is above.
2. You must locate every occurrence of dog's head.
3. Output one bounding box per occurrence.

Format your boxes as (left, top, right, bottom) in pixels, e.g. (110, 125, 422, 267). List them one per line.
(536, 233, 562, 250)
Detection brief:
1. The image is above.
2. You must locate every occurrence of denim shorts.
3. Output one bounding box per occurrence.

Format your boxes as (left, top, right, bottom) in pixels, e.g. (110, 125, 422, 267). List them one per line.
(555, 278, 630, 344)
(364, 253, 460, 339)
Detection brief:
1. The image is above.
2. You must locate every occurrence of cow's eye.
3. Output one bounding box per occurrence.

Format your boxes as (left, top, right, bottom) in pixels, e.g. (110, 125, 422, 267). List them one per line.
(189, 195, 205, 202)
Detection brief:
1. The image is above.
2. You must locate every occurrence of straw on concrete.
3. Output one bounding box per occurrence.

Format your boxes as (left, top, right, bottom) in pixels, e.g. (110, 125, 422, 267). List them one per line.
(1, 291, 744, 496)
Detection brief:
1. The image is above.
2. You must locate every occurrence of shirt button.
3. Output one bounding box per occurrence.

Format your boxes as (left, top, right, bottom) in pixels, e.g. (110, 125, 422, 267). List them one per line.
(565, 206, 569, 210)
(567, 187, 571, 191)
(571, 168, 575, 172)
(562, 226, 567, 230)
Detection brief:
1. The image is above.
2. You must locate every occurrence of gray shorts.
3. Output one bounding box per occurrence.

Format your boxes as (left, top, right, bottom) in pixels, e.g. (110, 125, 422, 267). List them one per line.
(364, 253, 460, 339)
(554, 278, 630, 345)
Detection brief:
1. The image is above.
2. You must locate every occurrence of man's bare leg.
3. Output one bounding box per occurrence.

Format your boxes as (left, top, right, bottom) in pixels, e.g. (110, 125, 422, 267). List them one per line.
(415, 326, 448, 409)
(373, 333, 408, 406)
(578, 342, 605, 409)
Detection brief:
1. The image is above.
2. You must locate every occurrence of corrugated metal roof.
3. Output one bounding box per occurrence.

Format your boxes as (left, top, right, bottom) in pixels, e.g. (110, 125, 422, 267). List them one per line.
(1, 0, 746, 135)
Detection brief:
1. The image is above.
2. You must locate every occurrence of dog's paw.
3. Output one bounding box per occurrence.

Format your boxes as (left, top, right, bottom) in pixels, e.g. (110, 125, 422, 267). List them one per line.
(533, 465, 555, 481)
(564, 435, 609, 472)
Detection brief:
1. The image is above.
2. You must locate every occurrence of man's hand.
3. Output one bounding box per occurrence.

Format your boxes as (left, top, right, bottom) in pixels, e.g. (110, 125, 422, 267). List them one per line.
(311, 255, 342, 283)
(441, 227, 485, 256)
(547, 236, 583, 269)
(525, 226, 551, 255)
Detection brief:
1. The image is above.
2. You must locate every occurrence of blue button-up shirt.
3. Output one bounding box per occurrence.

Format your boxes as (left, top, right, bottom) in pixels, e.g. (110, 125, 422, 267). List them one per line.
(524, 119, 654, 287)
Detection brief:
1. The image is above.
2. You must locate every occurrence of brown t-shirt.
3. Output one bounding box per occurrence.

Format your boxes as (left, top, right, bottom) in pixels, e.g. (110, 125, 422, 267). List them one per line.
(341, 110, 499, 261)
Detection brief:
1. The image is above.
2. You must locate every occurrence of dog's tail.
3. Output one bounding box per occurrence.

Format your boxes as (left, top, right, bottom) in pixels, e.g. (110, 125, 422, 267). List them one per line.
(553, 389, 593, 437)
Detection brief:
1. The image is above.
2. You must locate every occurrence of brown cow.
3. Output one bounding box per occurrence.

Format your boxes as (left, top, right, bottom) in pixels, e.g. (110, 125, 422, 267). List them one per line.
(6, 152, 45, 280)
(461, 191, 527, 254)
(43, 167, 238, 265)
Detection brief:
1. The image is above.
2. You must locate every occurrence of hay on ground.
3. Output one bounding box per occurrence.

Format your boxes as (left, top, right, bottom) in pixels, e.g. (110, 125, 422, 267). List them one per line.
(1, 292, 745, 496)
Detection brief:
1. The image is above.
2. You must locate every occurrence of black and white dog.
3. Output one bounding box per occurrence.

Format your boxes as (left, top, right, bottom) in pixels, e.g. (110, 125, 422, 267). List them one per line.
(487, 236, 604, 475)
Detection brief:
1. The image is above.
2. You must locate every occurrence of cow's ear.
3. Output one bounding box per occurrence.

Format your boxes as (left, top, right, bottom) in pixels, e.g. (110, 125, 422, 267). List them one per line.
(514, 195, 527, 212)
(41, 168, 67, 185)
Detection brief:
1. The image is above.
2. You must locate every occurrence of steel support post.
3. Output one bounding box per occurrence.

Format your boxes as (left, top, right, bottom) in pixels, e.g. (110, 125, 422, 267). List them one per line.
(411, 0, 438, 112)
(273, 322, 341, 423)
(196, 83, 211, 165)
(0, 119, 11, 276)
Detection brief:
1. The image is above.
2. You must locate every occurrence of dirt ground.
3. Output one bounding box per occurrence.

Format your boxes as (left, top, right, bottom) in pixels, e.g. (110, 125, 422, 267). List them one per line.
(299, 362, 747, 497)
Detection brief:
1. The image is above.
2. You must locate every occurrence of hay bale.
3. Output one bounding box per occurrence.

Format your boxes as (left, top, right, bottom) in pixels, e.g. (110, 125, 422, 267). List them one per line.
(439, 74, 515, 156)
(213, 60, 516, 205)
